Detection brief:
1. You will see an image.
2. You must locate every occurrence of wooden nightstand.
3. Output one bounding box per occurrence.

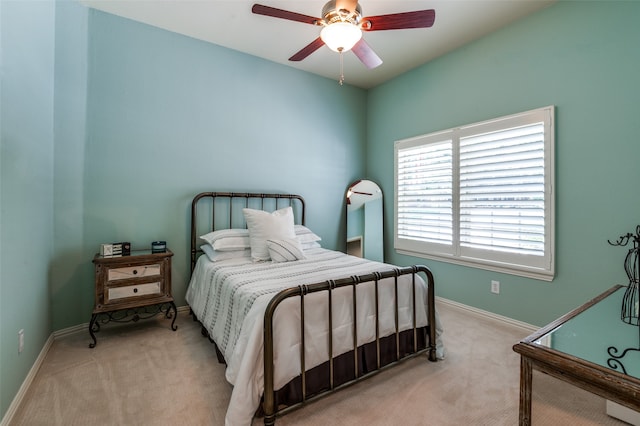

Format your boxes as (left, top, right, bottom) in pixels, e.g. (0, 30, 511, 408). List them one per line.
(89, 249, 177, 348)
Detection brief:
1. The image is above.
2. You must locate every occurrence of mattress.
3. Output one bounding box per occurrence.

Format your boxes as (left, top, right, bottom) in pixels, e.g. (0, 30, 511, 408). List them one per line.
(186, 247, 443, 426)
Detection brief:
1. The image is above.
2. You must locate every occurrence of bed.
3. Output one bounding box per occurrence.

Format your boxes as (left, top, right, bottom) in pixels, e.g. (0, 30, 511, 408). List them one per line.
(185, 191, 443, 426)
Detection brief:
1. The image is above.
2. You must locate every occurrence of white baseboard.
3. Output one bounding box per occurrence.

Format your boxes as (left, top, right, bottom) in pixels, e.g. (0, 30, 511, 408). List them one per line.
(53, 323, 86, 339)
(0, 333, 54, 426)
(1, 304, 191, 426)
(607, 400, 640, 425)
(436, 296, 539, 333)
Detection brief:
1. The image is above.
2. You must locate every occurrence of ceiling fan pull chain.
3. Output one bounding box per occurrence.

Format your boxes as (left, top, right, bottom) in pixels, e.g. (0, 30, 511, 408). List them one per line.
(339, 48, 345, 85)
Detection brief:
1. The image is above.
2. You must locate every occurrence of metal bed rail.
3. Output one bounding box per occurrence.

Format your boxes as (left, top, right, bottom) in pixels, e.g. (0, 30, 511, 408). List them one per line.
(262, 265, 436, 425)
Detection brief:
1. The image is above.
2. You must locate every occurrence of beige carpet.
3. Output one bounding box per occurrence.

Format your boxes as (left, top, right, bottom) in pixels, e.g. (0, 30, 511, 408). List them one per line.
(8, 302, 629, 426)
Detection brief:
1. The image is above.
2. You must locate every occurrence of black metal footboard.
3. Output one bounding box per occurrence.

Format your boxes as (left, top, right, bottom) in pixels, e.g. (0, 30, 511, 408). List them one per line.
(262, 265, 436, 425)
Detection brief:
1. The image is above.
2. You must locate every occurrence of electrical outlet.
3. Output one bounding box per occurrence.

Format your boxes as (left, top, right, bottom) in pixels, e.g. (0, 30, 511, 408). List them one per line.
(18, 329, 24, 354)
(491, 280, 500, 294)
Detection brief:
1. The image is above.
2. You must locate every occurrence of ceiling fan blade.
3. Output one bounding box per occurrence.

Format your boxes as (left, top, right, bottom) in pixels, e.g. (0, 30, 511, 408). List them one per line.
(351, 38, 383, 69)
(289, 37, 325, 62)
(251, 4, 319, 25)
(362, 9, 435, 31)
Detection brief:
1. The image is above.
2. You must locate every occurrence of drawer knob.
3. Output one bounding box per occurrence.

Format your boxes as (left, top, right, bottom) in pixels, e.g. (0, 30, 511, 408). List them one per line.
(133, 288, 138, 293)
(133, 269, 138, 275)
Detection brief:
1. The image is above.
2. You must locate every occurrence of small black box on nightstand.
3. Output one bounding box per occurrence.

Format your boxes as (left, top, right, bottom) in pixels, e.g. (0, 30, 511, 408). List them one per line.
(151, 241, 166, 253)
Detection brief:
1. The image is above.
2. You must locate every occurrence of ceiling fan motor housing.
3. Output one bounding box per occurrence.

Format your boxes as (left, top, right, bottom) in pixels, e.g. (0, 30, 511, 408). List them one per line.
(321, 0, 362, 26)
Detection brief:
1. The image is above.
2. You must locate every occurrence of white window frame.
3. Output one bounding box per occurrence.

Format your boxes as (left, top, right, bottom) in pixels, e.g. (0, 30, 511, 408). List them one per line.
(394, 106, 555, 281)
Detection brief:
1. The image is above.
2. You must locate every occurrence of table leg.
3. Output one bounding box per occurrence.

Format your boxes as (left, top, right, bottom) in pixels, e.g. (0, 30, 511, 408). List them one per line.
(519, 357, 533, 426)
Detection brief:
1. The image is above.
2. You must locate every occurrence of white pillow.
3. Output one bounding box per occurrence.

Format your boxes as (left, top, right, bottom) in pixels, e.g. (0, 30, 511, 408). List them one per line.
(243, 207, 296, 261)
(200, 229, 250, 252)
(294, 225, 322, 244)
(200, 245, 251, 262)
(266, 238, 306, 263)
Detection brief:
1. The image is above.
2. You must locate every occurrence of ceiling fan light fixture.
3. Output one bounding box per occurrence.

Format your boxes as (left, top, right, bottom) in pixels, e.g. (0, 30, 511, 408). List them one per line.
(320, 22, 362, 52)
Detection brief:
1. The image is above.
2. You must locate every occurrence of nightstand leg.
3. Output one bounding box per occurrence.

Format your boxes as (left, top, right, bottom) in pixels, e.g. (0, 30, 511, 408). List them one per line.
(169, 301, 178, 331)
(89, 314, 99, 348)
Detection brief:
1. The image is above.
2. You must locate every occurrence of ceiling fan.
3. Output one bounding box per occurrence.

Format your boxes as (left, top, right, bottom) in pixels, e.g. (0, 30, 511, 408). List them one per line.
(252, 1, 436, 83)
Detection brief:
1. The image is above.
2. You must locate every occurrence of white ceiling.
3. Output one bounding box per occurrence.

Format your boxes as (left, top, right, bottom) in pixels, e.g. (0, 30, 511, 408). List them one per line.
(80, 0, 554, 89)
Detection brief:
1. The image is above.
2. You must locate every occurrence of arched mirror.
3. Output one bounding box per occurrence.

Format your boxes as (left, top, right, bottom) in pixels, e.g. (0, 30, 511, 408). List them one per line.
(346, 180, 383, 262)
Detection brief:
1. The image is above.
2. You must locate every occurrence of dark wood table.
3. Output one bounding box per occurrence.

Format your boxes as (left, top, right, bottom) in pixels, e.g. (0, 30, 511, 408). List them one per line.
(513, 285, 640, 425)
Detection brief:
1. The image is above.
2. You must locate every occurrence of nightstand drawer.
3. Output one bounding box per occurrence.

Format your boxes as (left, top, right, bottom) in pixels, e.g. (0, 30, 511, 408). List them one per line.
(108, 264, 161, 281)
(108, 282, 161, 300)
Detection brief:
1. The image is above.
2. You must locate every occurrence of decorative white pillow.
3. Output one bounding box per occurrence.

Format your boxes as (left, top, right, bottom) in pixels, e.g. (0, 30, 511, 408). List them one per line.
(294, 225, 322, 244)
(200, 245, 251, 262)
(266, 238, 306, 262)
(243, 207, 296, 261)
(200, 229, 250, 252)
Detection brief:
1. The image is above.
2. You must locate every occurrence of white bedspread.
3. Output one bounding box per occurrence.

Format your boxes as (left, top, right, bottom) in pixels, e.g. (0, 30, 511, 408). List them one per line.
(186, 248, 444, 426)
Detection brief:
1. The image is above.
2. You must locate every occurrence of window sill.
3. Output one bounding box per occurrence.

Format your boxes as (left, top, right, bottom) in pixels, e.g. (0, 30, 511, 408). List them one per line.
(395, 248, 554, 282)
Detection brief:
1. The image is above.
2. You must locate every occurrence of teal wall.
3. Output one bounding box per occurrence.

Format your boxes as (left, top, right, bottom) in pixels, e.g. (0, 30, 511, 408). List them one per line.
(51, 0, 89, 349)
(368, 1, 640, 326)
(0, 0, 56, 418)
(347, 207, 364, 239)
(75, 9, 367, 328)
(364, 197, 383, 262)
(57, 9, 366, 331)
(0, 1, 366, 420)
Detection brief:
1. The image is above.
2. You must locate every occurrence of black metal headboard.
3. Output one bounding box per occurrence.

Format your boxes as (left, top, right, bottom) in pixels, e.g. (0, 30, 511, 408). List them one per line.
(190, 192, 306, 272)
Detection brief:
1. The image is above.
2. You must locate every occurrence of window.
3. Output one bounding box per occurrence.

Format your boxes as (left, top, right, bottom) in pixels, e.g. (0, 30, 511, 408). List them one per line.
(394, 106, 555, 281)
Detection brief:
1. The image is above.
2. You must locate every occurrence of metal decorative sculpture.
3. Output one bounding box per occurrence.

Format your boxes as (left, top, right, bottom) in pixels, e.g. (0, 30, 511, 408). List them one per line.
(606, 226, 640, 374)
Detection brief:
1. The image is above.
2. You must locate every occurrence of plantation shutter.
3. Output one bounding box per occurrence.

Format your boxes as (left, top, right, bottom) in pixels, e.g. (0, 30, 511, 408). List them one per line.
(396, 139, 454, 252)
(395, 106, 554, 280)
(459, 123, 546, 257)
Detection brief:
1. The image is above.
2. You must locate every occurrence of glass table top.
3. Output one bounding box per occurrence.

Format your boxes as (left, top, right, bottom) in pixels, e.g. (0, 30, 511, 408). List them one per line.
(533, 286, 640, 379)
